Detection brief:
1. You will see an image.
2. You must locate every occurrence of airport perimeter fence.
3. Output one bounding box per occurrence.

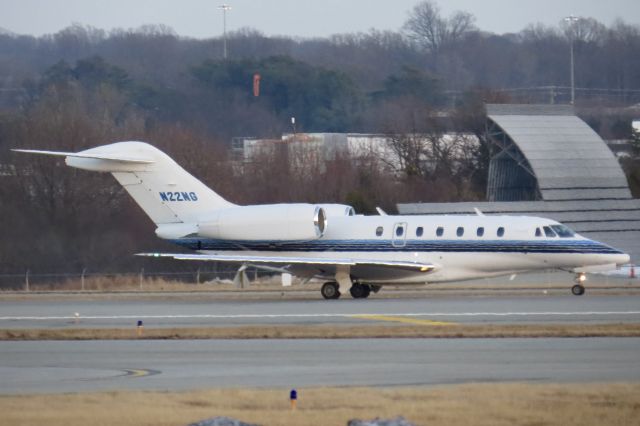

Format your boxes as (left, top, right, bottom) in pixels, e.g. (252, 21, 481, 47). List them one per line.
(2, 267, 637, 292)
(0, 266, 272, 292)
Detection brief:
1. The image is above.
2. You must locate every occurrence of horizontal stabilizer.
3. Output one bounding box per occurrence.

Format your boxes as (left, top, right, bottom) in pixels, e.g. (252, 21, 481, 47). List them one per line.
(11, 149, 154, 164)
(137, 252, 436, 273)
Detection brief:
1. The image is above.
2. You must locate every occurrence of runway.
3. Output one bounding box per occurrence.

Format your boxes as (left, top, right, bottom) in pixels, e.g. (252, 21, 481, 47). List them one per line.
(1, 338, 639, 394)
(0, 294, 639, 328)
(1, 294, 639, 394)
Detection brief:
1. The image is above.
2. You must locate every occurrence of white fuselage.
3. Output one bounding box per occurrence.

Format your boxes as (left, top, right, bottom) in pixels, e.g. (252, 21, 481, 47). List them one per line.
(16, 141, 629, 290)
(173, 214, 629, 285)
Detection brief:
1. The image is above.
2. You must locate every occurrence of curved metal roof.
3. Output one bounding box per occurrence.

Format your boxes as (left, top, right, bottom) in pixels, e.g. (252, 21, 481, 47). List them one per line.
(486, 104, 632, 201)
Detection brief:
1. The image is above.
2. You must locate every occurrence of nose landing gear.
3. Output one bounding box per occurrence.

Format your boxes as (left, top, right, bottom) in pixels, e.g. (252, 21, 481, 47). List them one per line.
(571, 273, 586, 296)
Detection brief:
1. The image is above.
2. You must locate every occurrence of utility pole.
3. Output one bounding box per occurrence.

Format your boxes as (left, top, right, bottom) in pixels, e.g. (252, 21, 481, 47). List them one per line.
(219, 4, 232, 60)
(564, 15, 580, 105)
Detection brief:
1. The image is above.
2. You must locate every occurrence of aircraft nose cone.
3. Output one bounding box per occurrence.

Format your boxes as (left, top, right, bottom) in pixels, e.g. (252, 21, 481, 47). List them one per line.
(617, 253, 631, 265)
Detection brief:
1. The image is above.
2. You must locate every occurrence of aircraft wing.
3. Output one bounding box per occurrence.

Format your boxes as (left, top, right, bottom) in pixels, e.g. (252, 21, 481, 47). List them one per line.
(137, 252, 436, 273)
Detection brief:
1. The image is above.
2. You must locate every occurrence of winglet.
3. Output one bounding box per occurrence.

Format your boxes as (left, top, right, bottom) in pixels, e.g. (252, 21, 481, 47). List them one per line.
(473, 207, 485, 216)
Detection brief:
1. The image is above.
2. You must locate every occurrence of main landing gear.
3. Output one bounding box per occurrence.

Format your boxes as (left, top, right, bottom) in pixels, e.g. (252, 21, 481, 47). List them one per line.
(320, 282, 373, 300)
(349, 283, 371, 299)
(571, 273, 586, 296)
(321, 282, 340, 299)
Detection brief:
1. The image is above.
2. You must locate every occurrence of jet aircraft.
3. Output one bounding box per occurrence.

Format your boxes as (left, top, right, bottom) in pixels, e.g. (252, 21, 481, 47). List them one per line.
(14, 141, 630, 299)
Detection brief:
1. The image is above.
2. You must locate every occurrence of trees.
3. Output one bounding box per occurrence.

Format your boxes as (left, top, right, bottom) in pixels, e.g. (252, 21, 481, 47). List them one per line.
(404, 0, 476, 56)
(191, 56, 363, 135)
(403, 1, 477, 90)
(2, 17, 639, 113)
(1, 12, 640, 275)
(374, 66, 444, 106)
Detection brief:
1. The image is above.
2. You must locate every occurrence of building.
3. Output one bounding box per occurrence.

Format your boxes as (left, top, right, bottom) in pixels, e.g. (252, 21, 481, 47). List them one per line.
(231, 132, 478, 174)
(398, 104, 640, 264)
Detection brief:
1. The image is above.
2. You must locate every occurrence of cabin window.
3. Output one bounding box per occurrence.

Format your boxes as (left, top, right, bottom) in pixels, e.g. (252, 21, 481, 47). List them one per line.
(396, 226, 404, 237)
(477, 227, 484, 237)
(551, 224, 575, 238)
(535, 228, 542, 237)
(416, 227, 424, 237)
(456, 227, 464, 237)
(543, 226, 556, 237)
(497, 227, 505, 237)
(375, 226, 383, 237)
(436, 227, 444, 237)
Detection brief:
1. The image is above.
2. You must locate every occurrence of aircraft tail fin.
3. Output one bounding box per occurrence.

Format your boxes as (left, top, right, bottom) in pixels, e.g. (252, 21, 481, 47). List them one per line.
(13, 141, 235, 225)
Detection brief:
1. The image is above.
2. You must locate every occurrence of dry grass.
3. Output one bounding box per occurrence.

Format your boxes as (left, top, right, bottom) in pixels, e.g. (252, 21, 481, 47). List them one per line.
(2, 323, 640, 341)
(14, 276, 257, 293)
(1, 383, 639, 426)
(3, 272, 637, 295)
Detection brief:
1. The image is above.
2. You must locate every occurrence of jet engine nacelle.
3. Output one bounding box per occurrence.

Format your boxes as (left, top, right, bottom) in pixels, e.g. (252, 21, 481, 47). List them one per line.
(318, 204, 355, 217)
(197, 204, 327, 241)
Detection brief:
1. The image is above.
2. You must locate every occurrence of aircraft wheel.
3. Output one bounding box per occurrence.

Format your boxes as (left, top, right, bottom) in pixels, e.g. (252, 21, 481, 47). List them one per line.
(321, 282, 340, 300)
(349, 284, 371, 299)
(571, 284, 585, 296)
(361, 285, 371, 298)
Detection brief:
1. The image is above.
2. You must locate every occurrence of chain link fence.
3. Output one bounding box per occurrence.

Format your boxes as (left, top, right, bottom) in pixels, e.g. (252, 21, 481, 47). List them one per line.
(0, 266, 273, 292)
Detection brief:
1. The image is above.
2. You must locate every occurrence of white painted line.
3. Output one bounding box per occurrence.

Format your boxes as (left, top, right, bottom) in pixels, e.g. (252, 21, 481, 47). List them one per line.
(0, 311, 639, 321)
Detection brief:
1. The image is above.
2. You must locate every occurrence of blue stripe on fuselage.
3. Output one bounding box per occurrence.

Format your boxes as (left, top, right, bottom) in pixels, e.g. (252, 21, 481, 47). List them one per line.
(169, 238, 621, 254)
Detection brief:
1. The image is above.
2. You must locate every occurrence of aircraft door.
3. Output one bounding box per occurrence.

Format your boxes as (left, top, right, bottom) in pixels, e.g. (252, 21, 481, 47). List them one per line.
(392, 222, 407, 247)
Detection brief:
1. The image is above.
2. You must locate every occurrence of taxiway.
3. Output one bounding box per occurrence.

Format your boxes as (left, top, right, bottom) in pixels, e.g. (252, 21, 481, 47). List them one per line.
(0, 294, 639, 328)
(1, 338, 640, 394)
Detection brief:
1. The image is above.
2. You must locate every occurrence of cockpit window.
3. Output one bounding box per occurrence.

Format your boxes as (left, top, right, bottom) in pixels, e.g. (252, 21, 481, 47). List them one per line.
(550, 224, 575, 238)
(375, 226, 383, 237)
(535, 228, 542, 237)
(543, 226, 557, 237)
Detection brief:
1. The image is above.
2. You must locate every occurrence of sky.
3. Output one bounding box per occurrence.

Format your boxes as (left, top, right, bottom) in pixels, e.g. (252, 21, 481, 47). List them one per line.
(1, 0, 639, 39)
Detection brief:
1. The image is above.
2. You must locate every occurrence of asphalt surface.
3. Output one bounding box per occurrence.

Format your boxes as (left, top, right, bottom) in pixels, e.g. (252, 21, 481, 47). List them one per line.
(0, 294, 639, 328)
(2, 295, 639, 394)
(1, 338, 639, 394)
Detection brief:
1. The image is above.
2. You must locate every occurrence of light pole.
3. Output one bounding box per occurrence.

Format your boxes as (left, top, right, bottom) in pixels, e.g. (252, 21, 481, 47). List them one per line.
(564, 15, 580, 105)
(219, 4, 232, 59)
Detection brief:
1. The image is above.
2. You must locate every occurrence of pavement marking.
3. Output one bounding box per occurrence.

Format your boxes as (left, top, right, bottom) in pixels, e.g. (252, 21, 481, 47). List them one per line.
(351, 314, 455, 326)
(1, 311, 640, 321)
(121, 369, 161, 378)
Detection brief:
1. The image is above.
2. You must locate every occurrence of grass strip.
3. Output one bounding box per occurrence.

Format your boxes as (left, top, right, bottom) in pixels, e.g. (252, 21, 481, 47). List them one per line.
(1, 382, 639, 426)
(2, 323, 640, 340)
